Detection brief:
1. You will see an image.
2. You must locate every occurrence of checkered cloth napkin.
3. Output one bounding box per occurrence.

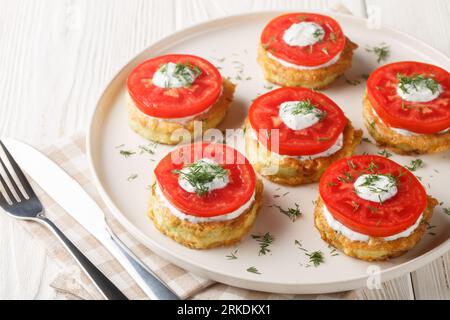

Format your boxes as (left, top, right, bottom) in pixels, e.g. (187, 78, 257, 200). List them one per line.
(16, 134, 358, 300)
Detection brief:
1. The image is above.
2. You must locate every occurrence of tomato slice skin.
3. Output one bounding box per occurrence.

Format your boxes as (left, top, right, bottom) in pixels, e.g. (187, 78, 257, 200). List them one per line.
(154, 143, 256, 217)
(319, 155, 427, 238)
(261, 13, 346, 67)
(367, 61, 450, 134)
(127, 54, 222, 119)
(248, 87, 348, 156)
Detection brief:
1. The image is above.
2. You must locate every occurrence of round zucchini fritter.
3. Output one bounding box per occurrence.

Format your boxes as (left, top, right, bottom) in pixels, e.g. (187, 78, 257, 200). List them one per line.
(243, 118, 362, 186)
(147, 179, 263, 249)
(314, 196, 438, 261)
(363, 94, 450, 155)
(257, 38, 358, 89)
(128, 78, 235, 145)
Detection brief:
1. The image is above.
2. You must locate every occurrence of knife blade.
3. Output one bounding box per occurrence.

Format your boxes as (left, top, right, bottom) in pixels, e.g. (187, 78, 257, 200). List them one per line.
(3, 138, 179, 300)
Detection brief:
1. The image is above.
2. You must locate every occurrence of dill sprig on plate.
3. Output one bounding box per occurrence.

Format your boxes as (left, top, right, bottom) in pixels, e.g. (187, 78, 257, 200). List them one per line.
(252, 232, 274, 256)
(366, 44, 390, 63)
(378, 149, 392, 158)
(305, 251, 325, 267)
(405, 159, 424, 172)
(397, 74, 440, 95)
(127, 174, 138, 182)
(444, 208, 450, 216)
(226, 250, 238, 260)
(246, 266, 261, 274)
(274, 203, 302, 222)
(119, 149, 136, 158)
(172, 160, 228, 196)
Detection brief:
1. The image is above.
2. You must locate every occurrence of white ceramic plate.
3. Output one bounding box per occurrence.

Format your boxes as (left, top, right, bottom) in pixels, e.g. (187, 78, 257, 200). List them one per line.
(87, 11, 450, 294)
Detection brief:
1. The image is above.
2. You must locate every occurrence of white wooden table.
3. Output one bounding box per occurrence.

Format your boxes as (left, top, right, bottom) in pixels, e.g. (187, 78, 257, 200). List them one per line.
(0, 0, 449, 300)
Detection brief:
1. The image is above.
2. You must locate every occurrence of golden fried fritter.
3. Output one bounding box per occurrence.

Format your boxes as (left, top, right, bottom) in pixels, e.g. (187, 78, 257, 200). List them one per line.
(314, 196, 438, 261)
(363, 94, 450, 155)
(128, 78, 235, 145)
(147, 179, 263, 249)
(257, 38, 358, 89)
(243, 118, 362, 186)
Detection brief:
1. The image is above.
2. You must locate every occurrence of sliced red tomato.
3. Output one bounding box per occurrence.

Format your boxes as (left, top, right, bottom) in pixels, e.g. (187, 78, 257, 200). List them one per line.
(127, 54, 222, 119)
(367, 61, 450, 134)
(249, 87, 348, 156)
(319, 155, 427, 237)
(154, 143, 256, 217)
(260, 13, 346, 67)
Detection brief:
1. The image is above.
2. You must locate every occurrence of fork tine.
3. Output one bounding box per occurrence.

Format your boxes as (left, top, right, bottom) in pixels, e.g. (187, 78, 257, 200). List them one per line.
(0, 184, 9, 206)
(0, 141, 36, 198)
(0, 153, 26, 200)
(0, 172, 15, 204)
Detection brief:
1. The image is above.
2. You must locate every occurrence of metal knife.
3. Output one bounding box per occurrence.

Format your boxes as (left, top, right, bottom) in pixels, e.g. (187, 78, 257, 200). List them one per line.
(4, 138, 179, 300)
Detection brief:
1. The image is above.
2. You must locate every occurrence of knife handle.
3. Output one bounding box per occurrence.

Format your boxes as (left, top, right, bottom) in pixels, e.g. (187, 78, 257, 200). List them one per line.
(37, 217, 128, 300)
(105, 227, 180, 300)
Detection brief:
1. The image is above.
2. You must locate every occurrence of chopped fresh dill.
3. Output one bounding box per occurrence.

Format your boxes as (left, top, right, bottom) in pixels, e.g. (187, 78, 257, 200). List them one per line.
(357, 174, 397, 195)
(138, 144, 155, 155)
(405, 159, 424, 172)
(158, 62, 201, 87)
(120, 149, 135, 158)
(313, 28, 324, 39)
(378, 149, 392, 158)
(366, 44, 390, 63)
(172, 160, 228, 196)
(274, 203, 302, 222)
(444, 208, 450, 216)
(226, 250, 238, 260)
(252, 232, 274, 256)
(246, 266, 261, 274)
(397, 74, 440, 95)
(294, 240, 308, 252)
(306, 251, 325, 267)
(127, 174, 138, 182)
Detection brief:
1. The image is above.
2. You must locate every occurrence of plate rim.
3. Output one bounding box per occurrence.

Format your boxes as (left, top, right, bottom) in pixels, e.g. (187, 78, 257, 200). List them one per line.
(86, 10, 450, 294)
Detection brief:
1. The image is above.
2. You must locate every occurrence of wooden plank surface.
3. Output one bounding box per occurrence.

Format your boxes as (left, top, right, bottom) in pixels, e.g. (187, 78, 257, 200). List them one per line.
(0, 0, 448, 300)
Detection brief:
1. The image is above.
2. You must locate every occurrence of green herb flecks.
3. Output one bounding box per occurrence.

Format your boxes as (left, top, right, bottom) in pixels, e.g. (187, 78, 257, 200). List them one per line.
(294, 240, 308, 252)
(313, 28, 324, 39)
(444, 208, 450, 216)
(158, 62, 201, 87)
(127, 174, 138, 182)
(226, 250, 238, 260)
(397, 74, 440, 95)
(366, 44, 390, 63)
(246, 266, 261, 274)
(274, 203, 302, 222)
(378, 149, 392, 158)
(306, 251, 325, 267)
(288, 100, 326, 121)
(252, 232, 274, 256)
(405, 159, 424, 172)
(120, 150, 136, 158)
(357, 174, 397, 195)
(172, 160, 228, 196)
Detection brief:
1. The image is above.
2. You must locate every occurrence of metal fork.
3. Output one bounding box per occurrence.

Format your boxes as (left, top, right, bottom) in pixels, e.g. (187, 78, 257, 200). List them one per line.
(0, 141, 128, 300)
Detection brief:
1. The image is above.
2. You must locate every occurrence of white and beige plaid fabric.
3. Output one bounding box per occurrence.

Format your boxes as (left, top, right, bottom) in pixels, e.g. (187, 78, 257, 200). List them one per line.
(11, 133, 357, 300)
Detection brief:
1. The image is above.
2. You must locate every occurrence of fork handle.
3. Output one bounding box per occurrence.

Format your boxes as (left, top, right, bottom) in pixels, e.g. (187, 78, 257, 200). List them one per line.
(37, 217, 128, 300)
